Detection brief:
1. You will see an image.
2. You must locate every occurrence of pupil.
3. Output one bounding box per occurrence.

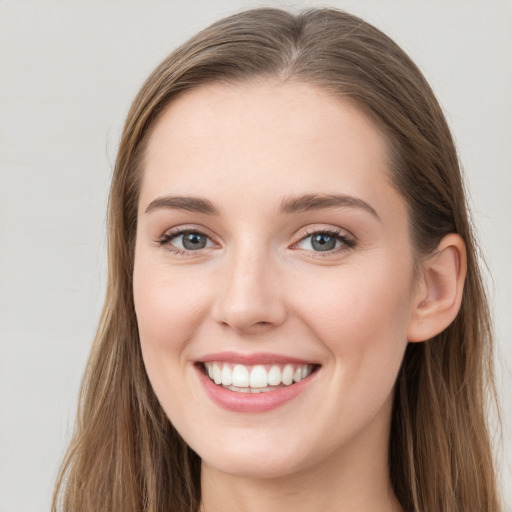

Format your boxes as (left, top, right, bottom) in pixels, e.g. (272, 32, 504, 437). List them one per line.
(312, 234, 335, 251)
(183, 233, 206, 250)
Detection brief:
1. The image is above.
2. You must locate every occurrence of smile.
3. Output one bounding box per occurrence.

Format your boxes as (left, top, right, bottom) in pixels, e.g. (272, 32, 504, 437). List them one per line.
(202, 362, 315, 393)
(196, 355, 320, 413)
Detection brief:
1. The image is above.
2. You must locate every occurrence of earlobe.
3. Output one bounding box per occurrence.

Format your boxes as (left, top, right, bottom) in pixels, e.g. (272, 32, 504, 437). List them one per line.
(408, 233, 467, 343)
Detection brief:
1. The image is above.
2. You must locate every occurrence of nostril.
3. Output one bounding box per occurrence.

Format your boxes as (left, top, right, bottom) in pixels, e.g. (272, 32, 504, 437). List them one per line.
(218, 317, 278, 333)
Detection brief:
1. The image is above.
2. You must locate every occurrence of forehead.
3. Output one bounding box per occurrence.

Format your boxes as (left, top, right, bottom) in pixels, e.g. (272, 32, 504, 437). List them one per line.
(140, 81, 404, 222)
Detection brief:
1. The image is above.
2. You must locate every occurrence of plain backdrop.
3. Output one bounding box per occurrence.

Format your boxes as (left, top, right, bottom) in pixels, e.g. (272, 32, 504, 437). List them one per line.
(0, 1, 511, 511)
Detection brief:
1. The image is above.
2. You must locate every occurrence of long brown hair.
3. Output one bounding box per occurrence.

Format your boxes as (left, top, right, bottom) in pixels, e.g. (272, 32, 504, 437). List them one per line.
(52, 8, 501, 512)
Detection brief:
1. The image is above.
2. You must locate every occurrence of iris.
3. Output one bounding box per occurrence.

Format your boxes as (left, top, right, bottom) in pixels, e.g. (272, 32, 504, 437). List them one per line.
(182, 232, 207, 250)
(311, 233, 336, 251)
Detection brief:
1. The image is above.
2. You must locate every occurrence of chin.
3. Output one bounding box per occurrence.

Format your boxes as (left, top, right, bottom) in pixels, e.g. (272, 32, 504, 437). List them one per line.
(201, 450, 306, 480)
(189, 427, 321, 480)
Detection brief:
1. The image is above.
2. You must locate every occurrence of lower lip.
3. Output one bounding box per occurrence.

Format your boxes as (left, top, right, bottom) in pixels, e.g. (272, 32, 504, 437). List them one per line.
(196, 365, 318, 413)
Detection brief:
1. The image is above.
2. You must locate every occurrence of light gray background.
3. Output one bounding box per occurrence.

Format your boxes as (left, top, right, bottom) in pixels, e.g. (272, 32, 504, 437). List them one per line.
(1, 1, 510, 511)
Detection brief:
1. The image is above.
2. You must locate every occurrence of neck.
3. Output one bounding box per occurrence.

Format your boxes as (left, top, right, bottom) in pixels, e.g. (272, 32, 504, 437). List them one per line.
(199, 415, 402, 512)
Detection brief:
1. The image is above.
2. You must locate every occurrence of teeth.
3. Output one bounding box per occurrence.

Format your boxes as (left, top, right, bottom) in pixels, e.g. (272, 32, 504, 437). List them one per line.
(203, 361, 314, 391)
(281, 364, 294, 385)
(221, 365, 232, 386)
(213, 363, 222, 385)
(226, 385, 279, 393)
(249, 365, 268, 388)
(232, 364, 249, 387)
(268, 365, 281, 386)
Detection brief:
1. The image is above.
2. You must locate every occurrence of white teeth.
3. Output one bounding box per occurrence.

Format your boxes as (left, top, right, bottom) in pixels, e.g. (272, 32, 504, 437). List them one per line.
(249, 365, 268, 388)
(213, 363, 222, 384)
(232, 364, 250, 387)
(225, 385, 278, 393)
(281, 364, 294, 385)
(221, 365, 232, 386)
(267, 365, 281, 386)
(232, 386, 251, 393)
(203, 361, 315, 391)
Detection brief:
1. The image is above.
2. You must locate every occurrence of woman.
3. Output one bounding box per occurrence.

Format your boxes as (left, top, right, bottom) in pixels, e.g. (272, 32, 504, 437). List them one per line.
(52, 7, 502, 512)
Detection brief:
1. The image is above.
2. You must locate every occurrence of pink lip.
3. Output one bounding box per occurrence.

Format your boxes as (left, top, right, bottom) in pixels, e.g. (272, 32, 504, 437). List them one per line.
(194, 358, 319, 414)
(196, 351, 316, 366)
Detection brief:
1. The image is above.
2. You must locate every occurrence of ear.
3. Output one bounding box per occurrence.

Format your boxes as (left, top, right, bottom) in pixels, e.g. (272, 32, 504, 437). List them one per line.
(408, 233, 467, 342)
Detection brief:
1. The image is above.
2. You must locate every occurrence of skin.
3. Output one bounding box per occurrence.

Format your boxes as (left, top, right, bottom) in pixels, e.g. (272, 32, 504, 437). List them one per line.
(133, 81, 464, 512)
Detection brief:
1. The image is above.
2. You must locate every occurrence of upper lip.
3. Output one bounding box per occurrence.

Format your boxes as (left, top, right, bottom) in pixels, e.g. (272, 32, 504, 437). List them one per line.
(196, 351, 319, 366)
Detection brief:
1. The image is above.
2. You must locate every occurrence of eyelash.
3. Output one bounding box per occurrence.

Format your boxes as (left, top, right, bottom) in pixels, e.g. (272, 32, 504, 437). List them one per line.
(155, 227, 213, 256)
(293, 227, 356, 256)
(155, 226, 356, 256)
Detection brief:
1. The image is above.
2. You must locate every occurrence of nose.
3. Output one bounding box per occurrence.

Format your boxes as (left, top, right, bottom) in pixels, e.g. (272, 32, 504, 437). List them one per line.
(211, 247, 287, 334)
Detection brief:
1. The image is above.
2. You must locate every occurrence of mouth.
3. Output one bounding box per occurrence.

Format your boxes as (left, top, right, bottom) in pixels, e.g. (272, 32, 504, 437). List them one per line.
(194, 352, 321, 412)
(199, 361, 318, 393)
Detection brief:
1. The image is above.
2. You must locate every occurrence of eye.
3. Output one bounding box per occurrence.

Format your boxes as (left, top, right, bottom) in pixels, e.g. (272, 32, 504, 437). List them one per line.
(157, 229, 214, 253)
(295, 229, 355, 253)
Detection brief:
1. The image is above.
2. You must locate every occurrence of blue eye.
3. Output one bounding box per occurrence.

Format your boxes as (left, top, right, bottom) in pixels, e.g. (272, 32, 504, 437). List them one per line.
(310, 233, 337, 251)
(296, 230, 354, 253)
(158, 230, 213, 252)
(180, 232, 208, 250)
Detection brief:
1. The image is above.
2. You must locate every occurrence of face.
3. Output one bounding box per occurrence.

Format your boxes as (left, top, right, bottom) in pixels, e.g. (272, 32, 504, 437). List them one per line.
(133, 81, 421, 479)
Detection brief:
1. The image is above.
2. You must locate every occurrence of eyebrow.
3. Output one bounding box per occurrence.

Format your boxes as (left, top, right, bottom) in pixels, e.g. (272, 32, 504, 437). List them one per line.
(145, 196, 218, 215)
(144, 193, 380, 220)
(280, 193, 380, 219)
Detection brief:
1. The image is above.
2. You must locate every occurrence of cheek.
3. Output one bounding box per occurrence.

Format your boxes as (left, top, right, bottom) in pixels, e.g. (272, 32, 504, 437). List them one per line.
(290, 266, 413, 441)
(133, 259, 209, 351)
(291, 260, 414, 384)
(132, 259, 213, 415)
(132, 260, 212, 422)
